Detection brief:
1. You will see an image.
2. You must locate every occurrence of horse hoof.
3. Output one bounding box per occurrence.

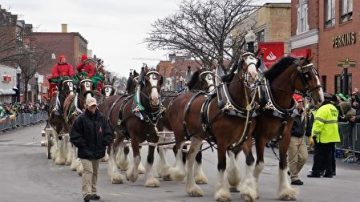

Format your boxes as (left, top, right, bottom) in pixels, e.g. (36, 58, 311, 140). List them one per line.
(169, 167, 185, 182)
(162, 174, 172, 181)
(138, 163, 145, 174)
(186, 185, 204, 197)
(145, 178, 160, 187)
(111, 174, 124, 184)
(126, 170, 138, 182)
(229, 187, 240, 193)
(195, 175, 208, 184)
(279, 187, 298, 201)
(214, 188, 231, 202)
(242, 194, 255, 202)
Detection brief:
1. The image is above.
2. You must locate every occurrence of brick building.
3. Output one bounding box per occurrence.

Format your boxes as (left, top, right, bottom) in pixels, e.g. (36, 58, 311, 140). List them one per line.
(291, 0, 358, 94)
(318, 0, 358, 94)
(156, 54, 202, 91)
(290, 0, 320, 72)
(31, 24, 88, 76)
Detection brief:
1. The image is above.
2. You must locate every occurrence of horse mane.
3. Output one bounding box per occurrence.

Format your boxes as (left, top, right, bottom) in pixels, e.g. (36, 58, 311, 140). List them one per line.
(187, 69, 201, 90)
(264, 56, 296, 83)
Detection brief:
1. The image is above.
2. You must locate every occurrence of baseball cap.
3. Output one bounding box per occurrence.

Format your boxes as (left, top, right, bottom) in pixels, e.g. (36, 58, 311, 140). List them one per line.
(86, 97, 97, 107)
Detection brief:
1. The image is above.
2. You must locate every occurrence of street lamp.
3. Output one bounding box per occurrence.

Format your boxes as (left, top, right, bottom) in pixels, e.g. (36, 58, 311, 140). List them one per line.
(245, 30, 256, 53)
(34, 72, 39, 103)
(16, 66, 21, 103)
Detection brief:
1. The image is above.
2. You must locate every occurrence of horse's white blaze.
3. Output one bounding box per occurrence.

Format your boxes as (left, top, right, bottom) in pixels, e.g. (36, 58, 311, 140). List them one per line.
(205, 74, 215, 92)
(149, 75, 160, 105)
(315, 74, 325, 103)
(244, 55, 259, 79)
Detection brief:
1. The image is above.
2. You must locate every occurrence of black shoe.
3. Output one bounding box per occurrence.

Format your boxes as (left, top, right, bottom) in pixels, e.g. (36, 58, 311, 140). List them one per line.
(323, 173, 333, 178)
(291, 179, 304, 185)
(307, 173, 321, 178)
(91, 194, 101, 201)
(83, 195, 92, 202)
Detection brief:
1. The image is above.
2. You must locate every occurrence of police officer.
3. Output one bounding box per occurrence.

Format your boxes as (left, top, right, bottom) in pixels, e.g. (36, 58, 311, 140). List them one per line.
(308, 93, 340, 178)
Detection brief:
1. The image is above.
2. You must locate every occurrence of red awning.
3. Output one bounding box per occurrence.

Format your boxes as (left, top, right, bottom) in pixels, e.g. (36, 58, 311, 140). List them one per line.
(291, 49, 311, 58)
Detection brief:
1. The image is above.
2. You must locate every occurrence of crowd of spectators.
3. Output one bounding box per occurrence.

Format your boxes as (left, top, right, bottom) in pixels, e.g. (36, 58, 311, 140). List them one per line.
(0, 102, 48, 119)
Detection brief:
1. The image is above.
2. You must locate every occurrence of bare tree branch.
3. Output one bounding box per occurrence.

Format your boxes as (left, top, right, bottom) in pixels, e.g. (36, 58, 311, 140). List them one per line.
(146, 0, 256, 69)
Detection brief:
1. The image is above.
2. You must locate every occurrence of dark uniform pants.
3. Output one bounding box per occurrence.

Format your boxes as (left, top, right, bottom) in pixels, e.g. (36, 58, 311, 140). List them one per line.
(312, 142, 335, 175)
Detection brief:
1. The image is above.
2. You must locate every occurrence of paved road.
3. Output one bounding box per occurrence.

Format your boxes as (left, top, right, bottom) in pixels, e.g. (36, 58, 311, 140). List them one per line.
(0, 124, 359, 202)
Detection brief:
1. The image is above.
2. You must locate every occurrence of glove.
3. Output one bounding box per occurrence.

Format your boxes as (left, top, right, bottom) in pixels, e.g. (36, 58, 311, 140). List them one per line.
(308, 137, 314, 146)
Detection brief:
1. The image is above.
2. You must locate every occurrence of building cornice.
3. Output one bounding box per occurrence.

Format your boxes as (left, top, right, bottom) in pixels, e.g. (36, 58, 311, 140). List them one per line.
(290, 29, 318, 49)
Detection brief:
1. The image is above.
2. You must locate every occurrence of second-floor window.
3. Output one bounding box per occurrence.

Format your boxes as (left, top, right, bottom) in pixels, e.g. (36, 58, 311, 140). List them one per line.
(325, 0, 335, 28)
(297, 0, 309, 34)
(257, 29, 265, 42)
(340, 0, 353, 23)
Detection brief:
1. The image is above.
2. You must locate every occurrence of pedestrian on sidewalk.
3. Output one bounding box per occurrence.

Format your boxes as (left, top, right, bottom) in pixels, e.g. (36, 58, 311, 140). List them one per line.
(308, 93, 340, 178)
(70, 97, 114, 202)
(288, 94, 311, 185)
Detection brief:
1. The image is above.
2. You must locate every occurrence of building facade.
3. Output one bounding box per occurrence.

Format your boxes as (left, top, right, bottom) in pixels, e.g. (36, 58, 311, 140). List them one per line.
(30, 24, 88, 76)
(318, 0, 358, 94)
(290, 0, 320, 76)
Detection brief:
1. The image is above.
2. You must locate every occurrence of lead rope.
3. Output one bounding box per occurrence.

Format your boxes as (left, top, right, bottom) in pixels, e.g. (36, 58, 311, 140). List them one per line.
(233, 85, 258, 147)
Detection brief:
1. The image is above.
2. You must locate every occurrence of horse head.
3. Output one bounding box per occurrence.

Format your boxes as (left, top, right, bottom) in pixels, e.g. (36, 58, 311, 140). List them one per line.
(187, 68, 215, 93)
(102, 84, 115, 97)
(79, 78, 94, 99)
(140, 68, 163, 109)
(292, 57, 324, 107)
(61, 79, 74, 96)
(240, 52, 259, 85)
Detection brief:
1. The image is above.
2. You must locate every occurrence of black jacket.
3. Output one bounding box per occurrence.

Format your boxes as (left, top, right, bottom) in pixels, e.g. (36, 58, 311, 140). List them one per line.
(70, 109, 113, 159)
(291, 109, 311, 138)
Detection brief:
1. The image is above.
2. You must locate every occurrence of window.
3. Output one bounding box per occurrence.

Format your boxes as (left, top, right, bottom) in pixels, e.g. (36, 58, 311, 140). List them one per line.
(334, 74, 352, 94)
(325, 0, 335, 28)
(340, 0, 353, 23)
(256, 29, 265, 42)
(321, 75, 327, 92)
(296, 0, 309, 34)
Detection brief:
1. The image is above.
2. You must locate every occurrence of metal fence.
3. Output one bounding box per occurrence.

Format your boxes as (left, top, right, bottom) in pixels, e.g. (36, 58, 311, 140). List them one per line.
(337, 122, 360, 163)
(0, 111, 48, 132)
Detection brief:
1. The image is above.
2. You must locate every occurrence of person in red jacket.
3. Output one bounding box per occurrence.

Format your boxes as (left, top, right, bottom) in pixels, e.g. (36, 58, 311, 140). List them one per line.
(76, 54, 96, 78)
(49, 55, 75, 116)
(51, 55, 75, 79)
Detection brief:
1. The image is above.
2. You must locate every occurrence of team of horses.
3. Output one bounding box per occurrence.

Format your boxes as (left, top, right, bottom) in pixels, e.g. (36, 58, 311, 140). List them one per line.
(43, 54, 324, 202)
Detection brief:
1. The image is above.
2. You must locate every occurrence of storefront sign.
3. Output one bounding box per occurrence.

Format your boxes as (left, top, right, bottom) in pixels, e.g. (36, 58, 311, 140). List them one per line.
(332, 32, 356, 48)
(258, 42, 284, 69)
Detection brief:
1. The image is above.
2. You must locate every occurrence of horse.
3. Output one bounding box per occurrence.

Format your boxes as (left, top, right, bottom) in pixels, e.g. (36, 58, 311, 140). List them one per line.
(163, 53, 259, 201)
(44, 79, 74, 164)
(62, 78, 95, 172)
(238, 56, 324, 201)
(97, 70, 145, 184)
(155, 68, 216, 182)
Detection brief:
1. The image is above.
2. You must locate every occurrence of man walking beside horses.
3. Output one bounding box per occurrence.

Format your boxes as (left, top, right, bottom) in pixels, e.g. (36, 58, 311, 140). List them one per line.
(70, 97, 114, 202)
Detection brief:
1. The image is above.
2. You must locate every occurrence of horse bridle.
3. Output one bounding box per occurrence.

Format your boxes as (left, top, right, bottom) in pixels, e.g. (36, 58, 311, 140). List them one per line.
(240, 53, 258, 88)
(62, 79, 74, 92)
(295, 62, 322, 96)
(199, 70, 215, 92)
(140, 71, 162, 102)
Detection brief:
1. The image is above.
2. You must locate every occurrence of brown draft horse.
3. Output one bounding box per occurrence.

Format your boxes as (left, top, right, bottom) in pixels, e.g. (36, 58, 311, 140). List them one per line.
(45, 79, 74, 164)
(99, 68, 164, 187)
(239, 56, 324, 201)
(155, 68, 216, 182)
(63, 78, 94, 170)
(98, 70, 139, 184)
(163, 53, 259, 201)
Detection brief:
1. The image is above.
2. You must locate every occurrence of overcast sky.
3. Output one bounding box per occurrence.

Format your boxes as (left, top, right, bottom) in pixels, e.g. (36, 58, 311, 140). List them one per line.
(1, 0, 290, 77)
